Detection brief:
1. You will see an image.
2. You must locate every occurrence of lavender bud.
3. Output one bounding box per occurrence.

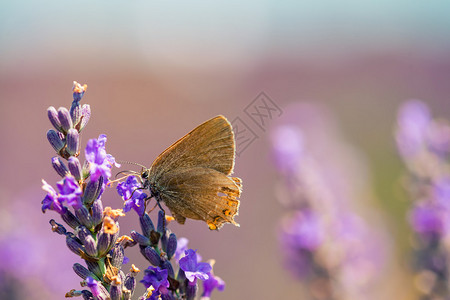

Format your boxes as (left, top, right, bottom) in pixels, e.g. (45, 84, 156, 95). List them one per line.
(97, 231, 110, 256)
(70, 101, 82, 128)
(91, 199, 104, 228)
(73, 263, 99, 280)
(49, 219, 67, 235)
(66, 233, 85, 256)
(144, 246, 161, 266)
(47, 129, 65, 153)
(92, 281, 111, 300)
(130, 231, 150, 246)
(75, 206, 94, 229)
(161, 260, 175, 279)
(124, 275, 136, 296)
(177, 268, 186, 284)
(119, 270, 126, 284)
(83, 179, 100, 205)
(47, 106, 63, 131)
(122, 289, 132, 300)
(110, 279, 122, 300)
(186, 281, 197, 300)
(51, 156, 69, 177)
(66, 128, 80, 156)
(61, 209, 81, 230)
(150, 230, 161, 245)
(166, 233, 177, 260)
(82, 290, 94, 300)
(157, 210, 166, 234)
(82, 160, 90, 179)
(86, 261, 102, 279)
(96, 175, 105, 199)
(111, 223, 120, 246)
(58, 107, 73, 132)
(111, 244, 125, 268)
(79, 104, 91, 132)
(161, 232, 168, 252)
(77, 225, 91, 241)
(139, 213, 155, 238)
(78, 226, 97, 257)
(68, 156, 82, 181)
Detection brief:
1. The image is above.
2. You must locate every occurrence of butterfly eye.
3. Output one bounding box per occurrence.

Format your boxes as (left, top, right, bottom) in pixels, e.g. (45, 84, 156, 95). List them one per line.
(141, 170, 149, 180)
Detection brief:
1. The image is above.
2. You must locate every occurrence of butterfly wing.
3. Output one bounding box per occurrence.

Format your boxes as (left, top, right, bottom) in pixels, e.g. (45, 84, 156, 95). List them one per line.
(149, 115, 235, 182)
(156, 167, 242, 230)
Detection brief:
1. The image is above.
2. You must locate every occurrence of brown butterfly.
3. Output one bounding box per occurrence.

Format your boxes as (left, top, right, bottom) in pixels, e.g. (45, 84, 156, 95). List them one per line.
(141, 115, 242, 230)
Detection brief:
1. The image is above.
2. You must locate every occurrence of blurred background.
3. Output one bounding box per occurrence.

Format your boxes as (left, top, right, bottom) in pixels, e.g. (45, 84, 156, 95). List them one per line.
(1, 1, 450, 299)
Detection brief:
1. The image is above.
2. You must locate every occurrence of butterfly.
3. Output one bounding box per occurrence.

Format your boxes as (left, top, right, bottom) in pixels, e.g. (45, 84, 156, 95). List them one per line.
(141, 115, 242, 230)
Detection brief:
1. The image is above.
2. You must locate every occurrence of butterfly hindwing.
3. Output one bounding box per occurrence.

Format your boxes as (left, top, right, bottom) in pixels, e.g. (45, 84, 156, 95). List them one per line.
(157, 167, 241, 230)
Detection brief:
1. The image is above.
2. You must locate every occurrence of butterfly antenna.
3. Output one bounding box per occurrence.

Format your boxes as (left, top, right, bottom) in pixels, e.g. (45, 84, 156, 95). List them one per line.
(116, 160, 148, 170)
(107, 172, 140, 186)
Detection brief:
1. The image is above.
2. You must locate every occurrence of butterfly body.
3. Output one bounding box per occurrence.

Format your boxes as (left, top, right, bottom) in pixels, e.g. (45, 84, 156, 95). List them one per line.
(141, 115, 242, 230)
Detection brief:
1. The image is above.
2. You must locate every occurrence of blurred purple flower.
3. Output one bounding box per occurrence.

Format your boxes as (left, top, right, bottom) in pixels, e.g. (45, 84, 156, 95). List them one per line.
(395, 100, 450, 298)
(426, 120, 450, 156)
(85, 134, 119, 181)
(280, 209, 323, 252)
(174, 237, 189, 261)
(270, 125, 304, 173)
(395, 100, 431, 158)
(271, 102, 389, 299)
(117, 176, 147, 216)
(410, 203, 444, 235)
(179, 249, 211, 282)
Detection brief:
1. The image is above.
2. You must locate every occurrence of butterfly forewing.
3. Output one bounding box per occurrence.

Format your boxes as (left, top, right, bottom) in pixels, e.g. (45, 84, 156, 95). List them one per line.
(149, 115, 235, 182)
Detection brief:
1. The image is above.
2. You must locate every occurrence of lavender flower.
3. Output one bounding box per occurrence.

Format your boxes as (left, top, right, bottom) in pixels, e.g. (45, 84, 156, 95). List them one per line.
(130, 210, 221, 299)
(41, 179, 67, 215)
(56, 175, 83, 209)
(41, 81, 226, 300)
(271, 103, 388, 300)
(85, 134, 119, 182)
(118, 176, 148, 216)
(179, 249, 211, 282)
(395, 99, 450, 298)
(41, 82, 137, 299)
(141, 266, 170, 297)
(201, 261, 225, 299)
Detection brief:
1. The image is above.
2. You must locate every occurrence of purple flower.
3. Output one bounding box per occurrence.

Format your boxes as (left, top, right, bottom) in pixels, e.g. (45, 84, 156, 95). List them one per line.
(395, 100, 431, 158)
(410, 203, 444, 235)
(86, 276, 109, 300)
(279, 210, 324, 278)
(270, 125, 304, 174)
(41, 180, 67, 214)
(85, 134, 119, 182)
(202, 268, 225, 298)
(117, 176, 147, 216)
(174, 237, 189, 261)
(179, 249, 211, 282)
(42, 176, 82, 213)
(426, 120, 450, 156)
(140, 266, 169, 292)
(280, 210, 323, 252)
(56, 175, 82, 209)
